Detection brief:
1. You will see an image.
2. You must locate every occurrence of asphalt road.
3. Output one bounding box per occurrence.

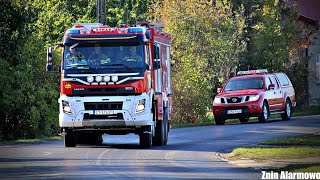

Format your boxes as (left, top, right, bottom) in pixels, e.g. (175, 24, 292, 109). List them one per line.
(1, 115, 320, 179)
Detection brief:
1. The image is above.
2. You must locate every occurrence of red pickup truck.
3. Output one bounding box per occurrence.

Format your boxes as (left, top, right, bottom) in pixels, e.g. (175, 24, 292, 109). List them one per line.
(212, 69, 296, 125)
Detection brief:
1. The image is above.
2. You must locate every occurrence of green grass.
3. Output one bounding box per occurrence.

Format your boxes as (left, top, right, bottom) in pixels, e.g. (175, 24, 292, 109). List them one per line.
(279, 164, 320, 172)
(260, 133, 320, 146)
(231, 147, 320, 161)
(14, 136, 62, 143)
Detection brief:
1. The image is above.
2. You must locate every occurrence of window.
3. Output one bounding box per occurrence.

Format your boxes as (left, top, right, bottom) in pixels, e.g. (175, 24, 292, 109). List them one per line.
(145, 44, 150, 66)
(265, 77, 271, 89)
(274, 73, 289, 86)
(270, 76, 279, 89)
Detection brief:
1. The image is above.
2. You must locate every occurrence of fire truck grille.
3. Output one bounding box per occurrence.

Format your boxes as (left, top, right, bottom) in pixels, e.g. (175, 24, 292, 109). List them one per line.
(83, 113, 124, 120)
(84, 102, 123, 110)
(226, 97, 243, 103)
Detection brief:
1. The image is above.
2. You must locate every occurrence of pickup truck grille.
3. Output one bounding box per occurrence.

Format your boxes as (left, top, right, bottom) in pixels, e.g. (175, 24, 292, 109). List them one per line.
(84, 102, 123, 110)
(226, 97, 243, 103)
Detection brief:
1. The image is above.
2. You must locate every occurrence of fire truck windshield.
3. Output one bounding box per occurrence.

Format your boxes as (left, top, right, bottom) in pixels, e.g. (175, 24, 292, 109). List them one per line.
(63, 43, 145, 73)
(224, 77, 264, 92)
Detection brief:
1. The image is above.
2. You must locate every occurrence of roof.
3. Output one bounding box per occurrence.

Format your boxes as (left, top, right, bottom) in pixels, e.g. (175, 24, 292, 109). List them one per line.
(288, 0, 320, 22)
(231, 74, 269, 80)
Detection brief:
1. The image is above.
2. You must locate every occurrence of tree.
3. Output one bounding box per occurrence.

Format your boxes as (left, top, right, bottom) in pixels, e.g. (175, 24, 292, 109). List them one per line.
(152, 0, 246, 123)
(244, 0, 299, 72)
(106, 0, 152, 27)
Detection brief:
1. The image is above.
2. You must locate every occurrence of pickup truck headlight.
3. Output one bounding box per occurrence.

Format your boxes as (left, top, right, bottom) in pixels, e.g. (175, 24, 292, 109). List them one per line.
(135, 99, 145, 113)
(213, 97, 221, 104)
(62, 100, 72, 114)
(248, 95, 260, 102)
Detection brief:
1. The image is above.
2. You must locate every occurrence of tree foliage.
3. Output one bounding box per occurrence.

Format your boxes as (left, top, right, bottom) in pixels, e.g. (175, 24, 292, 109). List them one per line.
(106, 0, 152, 26)
(152, 0, 246, 123)
(242, 0, 299, 72)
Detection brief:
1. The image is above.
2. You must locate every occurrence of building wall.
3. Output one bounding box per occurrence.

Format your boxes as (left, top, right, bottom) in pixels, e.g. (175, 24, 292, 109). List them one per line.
(308, 34, 320, 106)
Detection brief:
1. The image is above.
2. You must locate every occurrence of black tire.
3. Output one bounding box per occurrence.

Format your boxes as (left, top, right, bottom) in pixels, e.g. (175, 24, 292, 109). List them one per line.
(163, 107, 169, 145)
(153, 104, 167, 146)
(214, 116, 225, 125)
(93, 134, 103, 145)
(77, 133, 102, 145)
(258, 102, 269, 123)
(281, 100, 292, 120)
(153, 119, 166, 146)
(139, 132, 152, 149)
(239, 117, 249, 123)
(64, 131, 77, 147)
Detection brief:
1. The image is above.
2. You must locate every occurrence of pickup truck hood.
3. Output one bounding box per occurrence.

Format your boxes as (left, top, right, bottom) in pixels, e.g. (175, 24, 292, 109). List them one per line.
(218, 89, 262, 97)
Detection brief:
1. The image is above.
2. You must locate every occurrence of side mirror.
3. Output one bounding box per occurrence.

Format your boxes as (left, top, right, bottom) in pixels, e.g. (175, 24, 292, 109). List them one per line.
(46, 47, 53, 71)
(268, 84, 275, 90)
(153, 60, 161, 70)
(217, 87, 223, 93)
(146, 30, 152, 39)
(153, 45, 159, 59)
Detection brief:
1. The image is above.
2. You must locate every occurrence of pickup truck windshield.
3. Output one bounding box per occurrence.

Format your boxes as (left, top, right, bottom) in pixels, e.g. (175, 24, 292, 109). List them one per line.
(63, 43, 145, 73)
(224, 77, 264, 92)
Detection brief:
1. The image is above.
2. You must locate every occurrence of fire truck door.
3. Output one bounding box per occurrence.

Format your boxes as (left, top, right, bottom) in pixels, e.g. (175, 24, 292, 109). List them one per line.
(154, 44, 162, 94)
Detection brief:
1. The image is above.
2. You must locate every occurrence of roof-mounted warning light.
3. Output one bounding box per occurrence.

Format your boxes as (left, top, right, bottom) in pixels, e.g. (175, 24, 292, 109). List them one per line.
(128, 27, 144, 33)
(237, 69, 268, 76)
(65, 29, 80, 35)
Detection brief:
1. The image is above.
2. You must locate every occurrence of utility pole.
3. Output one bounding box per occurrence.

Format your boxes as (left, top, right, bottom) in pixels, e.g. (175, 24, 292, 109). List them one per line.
(97, 0, 106, 25)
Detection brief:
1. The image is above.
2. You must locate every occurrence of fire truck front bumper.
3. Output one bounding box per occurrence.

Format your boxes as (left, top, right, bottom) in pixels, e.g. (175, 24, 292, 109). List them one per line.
(58, 94, 153, 128)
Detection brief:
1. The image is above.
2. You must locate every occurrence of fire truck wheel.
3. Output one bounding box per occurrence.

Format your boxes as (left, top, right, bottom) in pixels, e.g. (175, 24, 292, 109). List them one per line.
(140, 132, 152, 149)
(214, 116, 225, 125)
(258, 101, 269, 123)
(239, 117, 249, 123)
(91, 134, 103, 145)
(163, 107, 169, 145)
(64, 131, 77, 147)
(281, 99, 292, 121)
(153, 118, 166, 146)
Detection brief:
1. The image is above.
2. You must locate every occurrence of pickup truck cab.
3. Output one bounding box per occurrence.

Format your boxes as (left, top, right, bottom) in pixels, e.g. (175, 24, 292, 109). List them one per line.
(212, 69, 296, 125)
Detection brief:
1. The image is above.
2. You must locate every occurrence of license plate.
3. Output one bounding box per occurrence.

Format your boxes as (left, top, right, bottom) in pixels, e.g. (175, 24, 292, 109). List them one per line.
(94, 110, 114, 115)
(227, 109, 242, 114)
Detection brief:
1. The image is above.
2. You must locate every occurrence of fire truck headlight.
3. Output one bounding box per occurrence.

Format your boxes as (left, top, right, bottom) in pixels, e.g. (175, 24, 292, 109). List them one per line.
(111, 75, 118, 82)
(62, 100, 72, 114)
(87, 76, 94, 83)
(213, 97, 221, 104)
(95, 75, 102, 82)
(135, 99, 145, 113)
(104, 76, 110, 82)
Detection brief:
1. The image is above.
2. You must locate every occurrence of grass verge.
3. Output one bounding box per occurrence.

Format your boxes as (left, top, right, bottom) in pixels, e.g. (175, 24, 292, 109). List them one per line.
(2, 136, 62, 144)
(260, 132, 320, 146)
(228, 132, 320, 171)
(230, 147, 320, 161)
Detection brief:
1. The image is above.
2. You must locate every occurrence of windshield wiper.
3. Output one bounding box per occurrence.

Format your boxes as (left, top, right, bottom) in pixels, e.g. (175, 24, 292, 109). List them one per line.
(102, 63, 135, 72)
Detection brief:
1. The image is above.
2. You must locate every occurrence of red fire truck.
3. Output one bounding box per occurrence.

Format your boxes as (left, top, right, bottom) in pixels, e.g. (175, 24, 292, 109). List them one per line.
(46, 23, 172, 148)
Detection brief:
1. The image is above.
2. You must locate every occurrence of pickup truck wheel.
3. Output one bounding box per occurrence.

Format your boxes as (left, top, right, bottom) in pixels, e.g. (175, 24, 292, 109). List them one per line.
(258, 102, 269, 123)
(214, 116, 225, 125)
(140, 132, 152, 149)
(239, 117, 249, 123)
(64, 131, 77, 147)
(281, 100, 292, 120)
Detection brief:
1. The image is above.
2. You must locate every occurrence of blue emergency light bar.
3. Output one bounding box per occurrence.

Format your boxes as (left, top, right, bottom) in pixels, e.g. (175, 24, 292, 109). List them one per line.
(66, 29, 80, 35)
(128, 27, 144, 33)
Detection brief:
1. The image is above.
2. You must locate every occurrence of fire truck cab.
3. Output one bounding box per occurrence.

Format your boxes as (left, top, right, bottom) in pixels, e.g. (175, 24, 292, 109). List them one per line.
(46, 23, 172, 148)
